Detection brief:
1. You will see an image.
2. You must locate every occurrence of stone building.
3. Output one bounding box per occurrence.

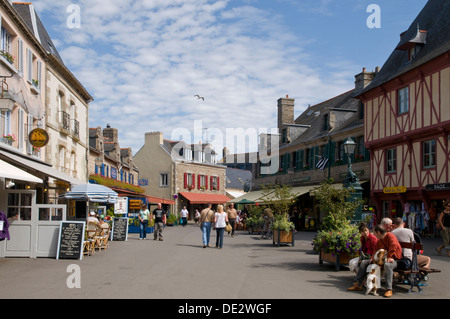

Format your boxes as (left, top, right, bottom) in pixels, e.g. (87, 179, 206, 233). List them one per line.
(134, 131, 228, 216)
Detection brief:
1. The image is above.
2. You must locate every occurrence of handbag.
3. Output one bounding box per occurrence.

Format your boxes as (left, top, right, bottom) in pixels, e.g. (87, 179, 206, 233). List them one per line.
(225, 223, 232, 232)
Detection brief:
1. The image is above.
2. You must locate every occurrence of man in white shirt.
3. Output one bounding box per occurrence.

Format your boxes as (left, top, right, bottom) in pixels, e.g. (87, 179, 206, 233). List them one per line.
(180, 206, 189, 227)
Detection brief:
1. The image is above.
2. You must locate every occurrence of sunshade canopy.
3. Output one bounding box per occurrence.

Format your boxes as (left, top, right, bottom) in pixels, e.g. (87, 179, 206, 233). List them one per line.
(62, 183, 118, 203)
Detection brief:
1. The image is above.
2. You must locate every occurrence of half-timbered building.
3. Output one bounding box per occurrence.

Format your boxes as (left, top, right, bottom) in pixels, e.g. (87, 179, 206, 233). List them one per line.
(356, 0, 450, 232)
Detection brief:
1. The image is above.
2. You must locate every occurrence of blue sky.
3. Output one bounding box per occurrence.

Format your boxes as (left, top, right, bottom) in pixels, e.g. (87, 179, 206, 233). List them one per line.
(31, 0, 428, 156)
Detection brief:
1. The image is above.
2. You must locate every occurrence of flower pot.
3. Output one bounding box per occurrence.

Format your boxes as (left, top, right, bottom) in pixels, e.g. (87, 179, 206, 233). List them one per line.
(272, 229, 294, 247)
(319, 249, 356, 271)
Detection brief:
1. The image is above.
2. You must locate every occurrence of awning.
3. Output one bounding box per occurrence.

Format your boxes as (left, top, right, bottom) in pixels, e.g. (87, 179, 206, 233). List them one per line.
(179, 192, 231, 204)
(0, 158, 43, 183)
(62, 183, 118, 203)
(0, 150, 83, 185)
(147, 195, 175, 205)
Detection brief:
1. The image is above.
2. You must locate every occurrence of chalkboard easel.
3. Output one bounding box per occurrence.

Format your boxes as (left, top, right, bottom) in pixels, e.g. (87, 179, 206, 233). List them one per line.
(57, 221, 85, 260)
(112, 217, 129, 241)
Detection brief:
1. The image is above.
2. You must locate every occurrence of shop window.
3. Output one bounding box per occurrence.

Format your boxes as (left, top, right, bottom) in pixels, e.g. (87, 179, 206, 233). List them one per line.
(39, 207, 63, 221)
(7, 192, 32, 220)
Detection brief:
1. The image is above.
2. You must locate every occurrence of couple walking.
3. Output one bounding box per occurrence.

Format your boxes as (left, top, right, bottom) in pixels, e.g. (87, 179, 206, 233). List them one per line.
(199, 203, 228, 249)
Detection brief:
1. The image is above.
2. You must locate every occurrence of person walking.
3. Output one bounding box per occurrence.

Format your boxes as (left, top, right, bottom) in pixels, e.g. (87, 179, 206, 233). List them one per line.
(436, 201, 450, 256)
(226, 203, 237, 237)
(200, 203, 215, 248)
(180, 206, 189, 227)
(139, 203, 150, 240)
(214, 204, 228, 249)
(152, 203, 166, 241)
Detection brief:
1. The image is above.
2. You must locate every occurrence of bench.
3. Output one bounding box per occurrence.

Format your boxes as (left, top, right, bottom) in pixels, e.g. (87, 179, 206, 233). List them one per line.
(395, 241, 441, 293)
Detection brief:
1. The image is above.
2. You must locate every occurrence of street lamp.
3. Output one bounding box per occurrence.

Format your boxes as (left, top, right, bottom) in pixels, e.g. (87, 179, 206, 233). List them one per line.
(343, 137, 363, 221)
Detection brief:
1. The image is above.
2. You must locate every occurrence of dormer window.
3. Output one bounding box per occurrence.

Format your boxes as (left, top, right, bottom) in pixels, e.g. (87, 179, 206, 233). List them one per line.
(396, 24, 426, 63)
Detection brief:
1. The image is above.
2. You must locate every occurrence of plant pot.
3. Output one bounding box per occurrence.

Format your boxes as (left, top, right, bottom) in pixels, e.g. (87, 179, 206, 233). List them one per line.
(272, 229, 294, 247)
(319, 249, 356, 271)
(248, 226, 262, 234)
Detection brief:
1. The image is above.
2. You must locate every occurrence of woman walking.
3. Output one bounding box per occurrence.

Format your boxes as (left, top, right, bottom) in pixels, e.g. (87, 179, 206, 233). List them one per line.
(214, 204, 228, 249)
(139, 203, 150, 240)
(436, 201, 450, 256)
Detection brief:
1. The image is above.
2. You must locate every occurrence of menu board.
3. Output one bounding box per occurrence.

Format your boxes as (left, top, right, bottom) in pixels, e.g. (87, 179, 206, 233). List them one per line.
(57, 221, 85, 260)
(112, 217, 128, 241)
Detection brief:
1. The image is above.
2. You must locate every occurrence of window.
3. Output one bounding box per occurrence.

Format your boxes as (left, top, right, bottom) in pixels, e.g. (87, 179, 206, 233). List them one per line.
(59, 147, 66, 171)
(386, 148, 396, 173)
(198, 174, 207, 189)
(184, 173, 194, 189)
(160, 173, 168, 187)
(1, 110, 11, 136)
(398, 86, 409, 114)
(185, 148, 192, 160)
(210, 176, 219, 191)
(423, 140, 436, 169)
(1, 26, 12, 56)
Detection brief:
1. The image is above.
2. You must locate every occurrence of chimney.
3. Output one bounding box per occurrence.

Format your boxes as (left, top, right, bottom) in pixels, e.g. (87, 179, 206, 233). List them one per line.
(103, 124, 119, 143)
(145, 131, 163, 146)
(354, 67, 377, 91)
(277, 95, 295, 129)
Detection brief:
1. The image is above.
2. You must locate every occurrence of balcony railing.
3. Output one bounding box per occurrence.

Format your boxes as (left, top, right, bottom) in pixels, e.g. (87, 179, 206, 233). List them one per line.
(73, 119, 79, 138)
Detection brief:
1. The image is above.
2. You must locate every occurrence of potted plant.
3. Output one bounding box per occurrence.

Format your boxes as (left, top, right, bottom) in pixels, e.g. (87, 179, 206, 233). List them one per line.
(271, 213, 295, 246)
(246, 206, 264, 234)
(2, 134, 16, 145)
(261, 184, 297, 246)
(311, 179, 362, 270)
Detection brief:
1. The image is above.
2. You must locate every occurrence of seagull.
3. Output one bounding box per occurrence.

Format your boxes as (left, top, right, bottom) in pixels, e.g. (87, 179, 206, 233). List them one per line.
(194, 95, 204, 101)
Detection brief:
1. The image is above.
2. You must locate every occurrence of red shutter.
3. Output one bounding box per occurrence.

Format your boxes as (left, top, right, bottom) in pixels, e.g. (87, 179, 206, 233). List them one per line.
(217, 177, 220, 190)
(198, 174, 201, 189)
(192, 174, 195, 188)
(210, 176, 213, 190)
(184, 173, 187, 188)
(205, 175, 208, 190)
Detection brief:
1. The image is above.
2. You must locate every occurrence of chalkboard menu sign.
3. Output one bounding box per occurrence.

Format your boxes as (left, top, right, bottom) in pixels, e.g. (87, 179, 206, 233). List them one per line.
(57, 221, 85, 260)
(112, 217, 128, 241)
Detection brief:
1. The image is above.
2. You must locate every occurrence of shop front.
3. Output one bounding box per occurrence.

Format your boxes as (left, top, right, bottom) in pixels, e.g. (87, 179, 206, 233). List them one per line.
(179, 192, 231, 218)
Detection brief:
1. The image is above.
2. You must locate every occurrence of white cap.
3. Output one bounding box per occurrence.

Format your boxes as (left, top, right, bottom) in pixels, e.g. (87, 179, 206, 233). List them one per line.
(90, 211, 96, 216)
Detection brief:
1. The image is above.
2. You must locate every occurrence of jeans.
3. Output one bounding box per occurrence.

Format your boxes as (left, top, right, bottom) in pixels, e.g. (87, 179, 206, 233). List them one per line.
(228, 219, 236, 236)
(154, 222, 164, 240)
(215, 227, 225, 248)
(182, 217, 187, 226)
(355, 259, 398, 290)
(139, 220, 148, 239)
(201, 222, 212, 246)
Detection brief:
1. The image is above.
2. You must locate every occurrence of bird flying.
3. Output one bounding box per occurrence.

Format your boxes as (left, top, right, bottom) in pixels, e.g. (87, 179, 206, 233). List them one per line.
(194, 95, 205, 101)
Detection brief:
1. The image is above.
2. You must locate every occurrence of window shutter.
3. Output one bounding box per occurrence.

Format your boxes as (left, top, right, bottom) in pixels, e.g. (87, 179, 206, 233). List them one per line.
(197, 174, 201, 189)
(210, 176, 213, 190)
(192, 174, 195, 188)
(205, 175, 208, 189)
(217, 177, 220, 190)
(184, 173, 188, 188)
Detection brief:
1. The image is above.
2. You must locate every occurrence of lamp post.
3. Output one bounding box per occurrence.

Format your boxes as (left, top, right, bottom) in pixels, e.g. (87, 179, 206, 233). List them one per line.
(343, 137, 363, 221)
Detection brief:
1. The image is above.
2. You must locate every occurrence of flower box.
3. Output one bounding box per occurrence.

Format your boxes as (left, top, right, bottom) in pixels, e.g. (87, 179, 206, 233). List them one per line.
(319, 249, 357, 271)
(272, 229, 294, 247)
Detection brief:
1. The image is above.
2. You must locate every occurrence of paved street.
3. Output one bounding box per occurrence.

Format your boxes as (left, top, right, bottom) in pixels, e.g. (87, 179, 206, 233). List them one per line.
(0, 224, 448, 300)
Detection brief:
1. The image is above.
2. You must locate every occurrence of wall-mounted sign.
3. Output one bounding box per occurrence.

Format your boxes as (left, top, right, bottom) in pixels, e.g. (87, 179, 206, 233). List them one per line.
(28, 128, 49, 147)
(383, 186, 406, 194)
(111, 167, 117, 179)
(139, 179, 148, 186)
(426, 183, 450, 191)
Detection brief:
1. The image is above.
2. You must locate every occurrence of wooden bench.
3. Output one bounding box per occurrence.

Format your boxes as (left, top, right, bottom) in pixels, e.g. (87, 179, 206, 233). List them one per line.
(395, 241, 441, 293)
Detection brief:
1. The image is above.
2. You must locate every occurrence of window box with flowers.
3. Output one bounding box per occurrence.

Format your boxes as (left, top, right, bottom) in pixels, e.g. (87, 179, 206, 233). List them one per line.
(354, 154, 365, 162)
(1, 134, 15, 145)
(0, 50, 17, 74)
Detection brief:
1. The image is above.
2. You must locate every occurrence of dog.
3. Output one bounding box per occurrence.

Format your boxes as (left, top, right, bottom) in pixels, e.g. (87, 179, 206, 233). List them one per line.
(365, 263, 382, 296)
(373, 249, 387, 268)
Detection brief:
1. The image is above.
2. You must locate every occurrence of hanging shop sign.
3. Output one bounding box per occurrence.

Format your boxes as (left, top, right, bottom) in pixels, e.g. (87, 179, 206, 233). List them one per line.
(28, 128, 49, 147)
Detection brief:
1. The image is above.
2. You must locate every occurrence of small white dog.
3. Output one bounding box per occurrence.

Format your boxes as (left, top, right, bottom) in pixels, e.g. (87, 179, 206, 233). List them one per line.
(365, 263, 382, 296)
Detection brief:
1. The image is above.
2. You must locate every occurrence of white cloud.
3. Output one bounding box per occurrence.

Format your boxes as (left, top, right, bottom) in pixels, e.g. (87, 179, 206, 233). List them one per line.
(33, 0, 356, 155)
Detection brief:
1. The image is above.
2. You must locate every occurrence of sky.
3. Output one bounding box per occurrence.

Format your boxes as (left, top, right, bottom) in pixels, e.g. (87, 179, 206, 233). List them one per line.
(30, 0, 428, 157)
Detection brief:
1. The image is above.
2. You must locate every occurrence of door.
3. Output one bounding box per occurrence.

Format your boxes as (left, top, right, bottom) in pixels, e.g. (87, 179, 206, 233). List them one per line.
(2, 190, 35, 257)
(1, 190, 67, 258)
(36, 204, 66, 257)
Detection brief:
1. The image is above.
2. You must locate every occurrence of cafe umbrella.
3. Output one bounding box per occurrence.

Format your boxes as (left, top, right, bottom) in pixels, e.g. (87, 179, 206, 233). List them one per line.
(62, 183, 118, 203)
